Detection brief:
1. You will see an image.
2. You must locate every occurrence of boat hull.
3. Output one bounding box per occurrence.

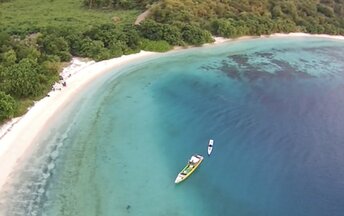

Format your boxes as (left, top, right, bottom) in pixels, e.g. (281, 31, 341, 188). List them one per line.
(208, 147, 213, 155)
(175, 154, 204, 184)
(208, 139, 214, 155)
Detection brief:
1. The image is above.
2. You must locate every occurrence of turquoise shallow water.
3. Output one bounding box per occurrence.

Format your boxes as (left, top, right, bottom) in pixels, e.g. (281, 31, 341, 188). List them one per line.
(1, 37, 344, 216)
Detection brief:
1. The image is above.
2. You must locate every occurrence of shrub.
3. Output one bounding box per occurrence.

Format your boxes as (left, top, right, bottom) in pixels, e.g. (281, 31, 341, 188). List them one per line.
(0, 91, 17, 121)
(140, 39, 171, 52)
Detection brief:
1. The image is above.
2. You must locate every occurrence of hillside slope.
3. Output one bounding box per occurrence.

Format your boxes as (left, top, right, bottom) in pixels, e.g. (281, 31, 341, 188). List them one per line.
(149, 0, 344, 36)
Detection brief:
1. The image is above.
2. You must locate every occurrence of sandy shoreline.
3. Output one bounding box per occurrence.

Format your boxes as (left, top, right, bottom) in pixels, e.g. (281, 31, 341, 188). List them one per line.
(0, 32, 343, 192)
(0, 51, 156, 191)
(212, 32, 344, 44)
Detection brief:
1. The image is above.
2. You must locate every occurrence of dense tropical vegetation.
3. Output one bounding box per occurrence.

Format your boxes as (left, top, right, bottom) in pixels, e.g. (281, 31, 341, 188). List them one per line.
(1, 0, 344, 123)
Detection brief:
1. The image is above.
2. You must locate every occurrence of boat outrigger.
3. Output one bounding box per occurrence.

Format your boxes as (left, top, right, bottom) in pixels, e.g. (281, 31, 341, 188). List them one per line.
(175, 154, 204, 184)
(208, 139, 214, 155)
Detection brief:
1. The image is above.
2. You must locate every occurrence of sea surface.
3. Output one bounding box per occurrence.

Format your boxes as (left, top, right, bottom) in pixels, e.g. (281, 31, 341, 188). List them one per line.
(1, 37, 344, 216)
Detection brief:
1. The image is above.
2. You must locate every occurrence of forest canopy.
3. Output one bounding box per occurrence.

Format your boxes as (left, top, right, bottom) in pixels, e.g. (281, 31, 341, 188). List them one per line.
(147, 0, 344, 36)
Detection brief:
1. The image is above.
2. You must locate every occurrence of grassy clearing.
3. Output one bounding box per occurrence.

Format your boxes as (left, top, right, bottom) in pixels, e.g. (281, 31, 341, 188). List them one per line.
(0, 0, 140, 33)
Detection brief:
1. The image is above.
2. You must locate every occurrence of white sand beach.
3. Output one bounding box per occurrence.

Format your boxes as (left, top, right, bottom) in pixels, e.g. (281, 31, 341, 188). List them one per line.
(269, 32, 344, 40)
(213, 32, 344, 44)
(0, 33, 343, 193)
(0, 51, 156, 191)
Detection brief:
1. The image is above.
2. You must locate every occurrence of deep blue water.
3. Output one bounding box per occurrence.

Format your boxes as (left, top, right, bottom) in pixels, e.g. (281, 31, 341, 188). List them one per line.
(1, 37, 344, 216)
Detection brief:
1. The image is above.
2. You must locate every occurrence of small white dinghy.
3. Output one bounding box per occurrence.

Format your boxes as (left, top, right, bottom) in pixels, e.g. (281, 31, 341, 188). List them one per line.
(208, 139, 214, 155)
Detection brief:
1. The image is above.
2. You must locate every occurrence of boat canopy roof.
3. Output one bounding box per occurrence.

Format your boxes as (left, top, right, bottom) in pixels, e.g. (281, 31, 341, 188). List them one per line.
(190, 156, 200, 163)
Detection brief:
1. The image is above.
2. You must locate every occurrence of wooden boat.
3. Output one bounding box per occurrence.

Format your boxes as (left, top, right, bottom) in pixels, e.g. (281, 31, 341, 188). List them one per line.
(175, 154, 204, 184)
(208, 139, 214, 155)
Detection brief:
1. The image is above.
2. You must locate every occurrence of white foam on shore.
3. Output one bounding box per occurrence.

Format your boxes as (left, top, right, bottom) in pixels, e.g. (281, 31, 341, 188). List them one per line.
(0, 51, 156, 192)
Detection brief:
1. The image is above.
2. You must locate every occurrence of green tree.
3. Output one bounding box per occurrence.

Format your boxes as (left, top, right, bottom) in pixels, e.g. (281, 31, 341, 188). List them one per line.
(80, 38, 110, 61)
(1, 58, 44, 98)
(181, 24, 213, 45)
(160, 25, 183, 45)
(1, 49, 17, 66)
(122, 25, 141, 51)
(0, 91, 17, 121)
(108, 41, 126, 57)
(211, 19, 238, 37)
(138, 20, 183, 45)
(317, 4, 334, 17)
(272, 5, 283, 18)
(138, 20, 166, 41)
(38, 34, 71, 61)
(0, 32, 11, 49)
(0, 65, 6, 84)
(41, 60, 60, 76)
(64, 31, 84, 56)
(15, 45, 41, 62)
